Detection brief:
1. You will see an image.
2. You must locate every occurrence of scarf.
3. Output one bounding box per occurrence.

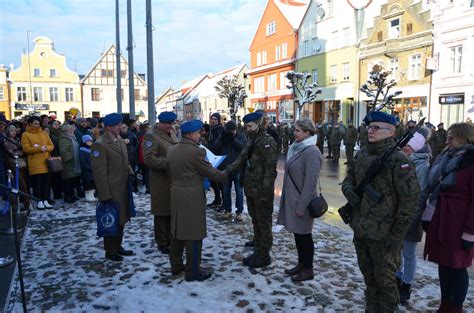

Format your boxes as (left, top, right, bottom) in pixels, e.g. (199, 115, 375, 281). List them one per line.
(287, 135, 317, 161)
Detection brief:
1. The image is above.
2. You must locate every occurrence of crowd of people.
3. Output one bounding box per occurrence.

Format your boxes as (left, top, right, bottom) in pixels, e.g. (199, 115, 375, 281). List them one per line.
(0, 109, 472, 312)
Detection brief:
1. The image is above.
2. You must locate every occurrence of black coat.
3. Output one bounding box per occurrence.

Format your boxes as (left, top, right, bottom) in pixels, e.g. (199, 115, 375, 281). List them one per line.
(207, 124, 225, 153)
(213, 131, 247, 170)
(79, 147, 94, 184)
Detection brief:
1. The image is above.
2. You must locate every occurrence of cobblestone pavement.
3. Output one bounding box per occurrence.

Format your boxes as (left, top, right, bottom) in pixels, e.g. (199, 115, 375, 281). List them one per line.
(7, 193, 474, 312)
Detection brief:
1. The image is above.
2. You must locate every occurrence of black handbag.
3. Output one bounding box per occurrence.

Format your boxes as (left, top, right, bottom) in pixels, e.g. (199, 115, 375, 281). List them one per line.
(287, 170, 328, 218)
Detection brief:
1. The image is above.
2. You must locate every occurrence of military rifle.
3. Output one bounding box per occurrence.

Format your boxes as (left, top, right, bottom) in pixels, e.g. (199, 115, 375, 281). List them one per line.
(338, 118, 425, 224)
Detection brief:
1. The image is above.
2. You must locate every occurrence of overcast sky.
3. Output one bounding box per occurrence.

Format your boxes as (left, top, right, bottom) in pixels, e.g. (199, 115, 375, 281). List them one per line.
(0, 0, 267, 93)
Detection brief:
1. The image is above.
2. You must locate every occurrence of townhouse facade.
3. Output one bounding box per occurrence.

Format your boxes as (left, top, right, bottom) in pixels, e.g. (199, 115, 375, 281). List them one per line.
(248, 0, 309, 123)
(81, 45, 149, 121)
(358, 0, 434, 124)
(430, 0, 474, 126)
(296, 0, 386, 124)
(0, 66, 11, 119)
(9, 37, 82, 121)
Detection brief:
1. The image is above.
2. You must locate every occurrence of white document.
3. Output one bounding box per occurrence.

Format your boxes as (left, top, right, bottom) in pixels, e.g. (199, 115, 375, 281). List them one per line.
(199, 145, 226, 168)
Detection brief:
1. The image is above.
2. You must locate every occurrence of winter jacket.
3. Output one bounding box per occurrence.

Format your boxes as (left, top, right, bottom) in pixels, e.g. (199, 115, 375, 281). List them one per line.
(58, 133, 81, 179)
(207, 124, 225, 153)
(3, 137, 27, 170)
(79, 146, 94, 184)
(74, 126, 92, 144)
(21, 125, 54, 175)
(212, 131, 247, 170)
(121, 130, 138, 167)
(49, 128, 61, 157)
(424, 147, 474, 268)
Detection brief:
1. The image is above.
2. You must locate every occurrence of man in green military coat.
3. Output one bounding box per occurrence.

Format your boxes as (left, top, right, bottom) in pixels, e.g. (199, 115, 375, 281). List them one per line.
(435, 123, 447, 158)
(344, 119, 358, 165)
(167, 120, 228, 281)
(143, 111, 178, 254)
(358, 122, 368, 150)
(329, 122, 343, 163)
(92, 113, 134, 262)
(227, 111, 278, 268)
(341, 111, 419, 312)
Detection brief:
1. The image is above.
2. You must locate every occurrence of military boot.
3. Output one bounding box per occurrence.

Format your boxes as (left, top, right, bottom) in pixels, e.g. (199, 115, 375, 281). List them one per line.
(248, 254, 271, 268)
(399, 282, 411, 303)
(242, 253, 257, 266)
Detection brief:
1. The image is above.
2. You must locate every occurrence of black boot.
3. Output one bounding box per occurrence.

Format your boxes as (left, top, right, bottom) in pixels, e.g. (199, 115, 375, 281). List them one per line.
(248, 254, 271, 268)
(244, 240, 254, 247)
(399, 282, 411, 304)
(105, 253, 123, 262)
(117, 247, 134, 256)
(242, 253, 257, 266)
(284, 263, 303, 276)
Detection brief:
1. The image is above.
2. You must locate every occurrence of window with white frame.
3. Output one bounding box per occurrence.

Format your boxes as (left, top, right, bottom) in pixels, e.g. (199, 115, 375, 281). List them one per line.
(49, 87, 58, 101)
(65, 87, 74, 102)
(330, 65, 338, 83)
(342, 63, 350, 81)
(409, 54, 422, 80)
(280, 72, 290, 89)
(254, 77, 265, 93)
(389, 58, 399, 80)
(331, 31, 338, 50)
(0, 87, 4, 100)
(389, 19, 400, 39)
(266, 21, 276, 36)
(303, 40, 309, 57)
(312, 69, 318, 84)
(262, 50, 267, 65)
(49, 69, 57, 77)
(311, 37, 318, 54)
(257, 52, 262, 66)
(449, 45, 462, 74)
(275, 45, 281, 61)
(282, 43, 288, 58)
(343, 28, 350, 46)
(34, 68, 41, 77)
(267, 74, 277, 91)
(17, 87, 27, 101)
(33, 87, 43, 102)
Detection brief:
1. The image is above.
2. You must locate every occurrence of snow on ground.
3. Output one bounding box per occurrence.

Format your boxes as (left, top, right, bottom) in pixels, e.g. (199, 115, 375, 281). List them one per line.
(7, 192, 474, 312)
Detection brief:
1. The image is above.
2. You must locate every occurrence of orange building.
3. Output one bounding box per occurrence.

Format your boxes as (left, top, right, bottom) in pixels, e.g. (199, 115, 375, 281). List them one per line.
(248, 0, 309, 123)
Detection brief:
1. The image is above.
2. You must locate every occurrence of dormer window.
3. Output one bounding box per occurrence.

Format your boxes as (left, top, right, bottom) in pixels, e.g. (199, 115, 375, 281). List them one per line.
(389, 19, 400, 39)
(266, 21, 276, 36)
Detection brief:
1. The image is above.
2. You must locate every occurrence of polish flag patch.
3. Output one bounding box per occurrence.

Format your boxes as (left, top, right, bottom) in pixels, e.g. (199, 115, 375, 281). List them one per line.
(400, 163, 411, 170)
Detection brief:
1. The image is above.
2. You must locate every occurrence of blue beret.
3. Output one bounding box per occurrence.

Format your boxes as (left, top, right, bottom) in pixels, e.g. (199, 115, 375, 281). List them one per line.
(181, 119, 204, 133)
(158, 111, 177, 123)
(242, 112, 263, 124)
(363, 111, 397, 126)
(103, 113, 123, 127)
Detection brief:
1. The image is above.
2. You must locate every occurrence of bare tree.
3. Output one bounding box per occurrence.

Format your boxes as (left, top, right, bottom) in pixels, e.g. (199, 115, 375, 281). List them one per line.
(286, 71, 322, 120)
(215, 74, 247, 122)
(360, 64, 402, 112)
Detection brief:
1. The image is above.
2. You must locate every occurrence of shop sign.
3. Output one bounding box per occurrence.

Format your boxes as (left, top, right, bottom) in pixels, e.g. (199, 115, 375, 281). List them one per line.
(15, 103, 50, 110)
(439, 94, 464, 105)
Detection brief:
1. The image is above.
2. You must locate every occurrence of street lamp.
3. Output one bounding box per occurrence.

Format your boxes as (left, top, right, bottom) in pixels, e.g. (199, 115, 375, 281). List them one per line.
(286, 71, 322, 121)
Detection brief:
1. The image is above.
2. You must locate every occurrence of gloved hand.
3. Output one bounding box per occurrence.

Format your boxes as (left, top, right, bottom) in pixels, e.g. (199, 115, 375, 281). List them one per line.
(342, 185, 361, 208)
(385, 239, 403, 254)
(461, 239, 474, 251)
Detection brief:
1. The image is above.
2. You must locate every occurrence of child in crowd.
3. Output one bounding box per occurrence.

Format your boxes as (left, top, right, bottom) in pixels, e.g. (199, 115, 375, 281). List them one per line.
(79, 135, 97, 203)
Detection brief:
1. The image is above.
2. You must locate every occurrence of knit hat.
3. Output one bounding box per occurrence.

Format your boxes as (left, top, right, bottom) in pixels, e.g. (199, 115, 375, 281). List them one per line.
(211, 112, 221, 123)
(407, 126, 430, 152)
(225, 120, 237, 131)
(82, 134, 93, 143)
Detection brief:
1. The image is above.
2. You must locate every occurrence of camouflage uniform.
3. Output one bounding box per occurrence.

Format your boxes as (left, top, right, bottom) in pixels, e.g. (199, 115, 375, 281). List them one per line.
(427, 129, 438, 159)
(227, 127, 278, 260)
(325, 126, 333, 157)
(435, 128, 447, 158)
(395, 124, 405, 141)
(329, 126, 343, 162)
(358, 125, 368, 150)
(277, 124, 284, 154)
(344, 125, 358, 164)
(282, 125, 290, 154)
(316, 127, 324, 154)
(289, 125, 295, 145)
(341, 139, 419, 312)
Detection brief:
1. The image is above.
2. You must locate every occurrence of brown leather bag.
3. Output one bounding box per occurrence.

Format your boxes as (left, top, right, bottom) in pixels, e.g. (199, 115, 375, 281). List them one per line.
(46, 157, 64, 173)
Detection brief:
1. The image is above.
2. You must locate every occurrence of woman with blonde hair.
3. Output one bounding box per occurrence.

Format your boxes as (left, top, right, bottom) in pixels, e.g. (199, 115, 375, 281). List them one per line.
(424, 122, 474, 312)
(277, 118, 323, 282)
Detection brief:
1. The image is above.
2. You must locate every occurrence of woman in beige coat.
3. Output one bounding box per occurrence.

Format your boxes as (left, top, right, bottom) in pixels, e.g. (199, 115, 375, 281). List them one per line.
(277, 118, 323, 282)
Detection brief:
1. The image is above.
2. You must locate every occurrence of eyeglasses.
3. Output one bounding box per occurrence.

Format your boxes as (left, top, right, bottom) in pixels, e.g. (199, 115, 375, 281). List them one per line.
(367, 125, 392, 132)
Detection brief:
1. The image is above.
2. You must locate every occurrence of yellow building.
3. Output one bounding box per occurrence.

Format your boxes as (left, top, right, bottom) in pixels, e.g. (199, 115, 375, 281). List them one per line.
(9, 36, 82, 121)
(359, 0, 434, 122)
(0, 65, 12, 119)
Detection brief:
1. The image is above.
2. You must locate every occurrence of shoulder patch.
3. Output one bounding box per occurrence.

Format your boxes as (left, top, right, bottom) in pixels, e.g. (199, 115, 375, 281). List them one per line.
(93, 150, 100, 157)
(145, 140, 153, 147)
(400, 163, 411, 170)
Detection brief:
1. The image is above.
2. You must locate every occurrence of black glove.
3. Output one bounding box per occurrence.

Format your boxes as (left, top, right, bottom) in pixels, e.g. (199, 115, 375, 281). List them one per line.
(422, 221, 430, 232)
(342, 185, 361, 208)
(462, 239, 474, 251)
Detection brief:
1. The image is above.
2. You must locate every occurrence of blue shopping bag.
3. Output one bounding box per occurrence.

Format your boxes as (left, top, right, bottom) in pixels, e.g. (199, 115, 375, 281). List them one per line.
(96, 201, 119, 237)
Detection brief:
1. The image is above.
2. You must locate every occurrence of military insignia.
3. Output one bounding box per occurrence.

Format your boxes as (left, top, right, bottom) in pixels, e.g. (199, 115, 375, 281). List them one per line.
(93, 150, 100, 157)
(400, 163, 411, 170)
(145, 140, 153, 147)
(264, 144, 271, 149)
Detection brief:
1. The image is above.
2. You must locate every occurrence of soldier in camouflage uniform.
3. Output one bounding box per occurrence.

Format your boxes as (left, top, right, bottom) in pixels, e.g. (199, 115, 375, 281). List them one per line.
(227, 112, 278, 268)
(344, 119, 358, 165)
(282, 124, 290, 154)
(435, 123, 447, 158)
(341, 111, 419, 312)
(316, 124, 324, 153)
(329, 122, 343, 163)
(277, 122, 284, 154)
(358, 122, 368, 150)
(394, 119, 405, 141)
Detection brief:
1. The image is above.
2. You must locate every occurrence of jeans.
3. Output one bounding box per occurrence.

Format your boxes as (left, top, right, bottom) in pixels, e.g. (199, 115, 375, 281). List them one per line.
(396, 240, 418, 284)
(222, 172, 243, 213)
